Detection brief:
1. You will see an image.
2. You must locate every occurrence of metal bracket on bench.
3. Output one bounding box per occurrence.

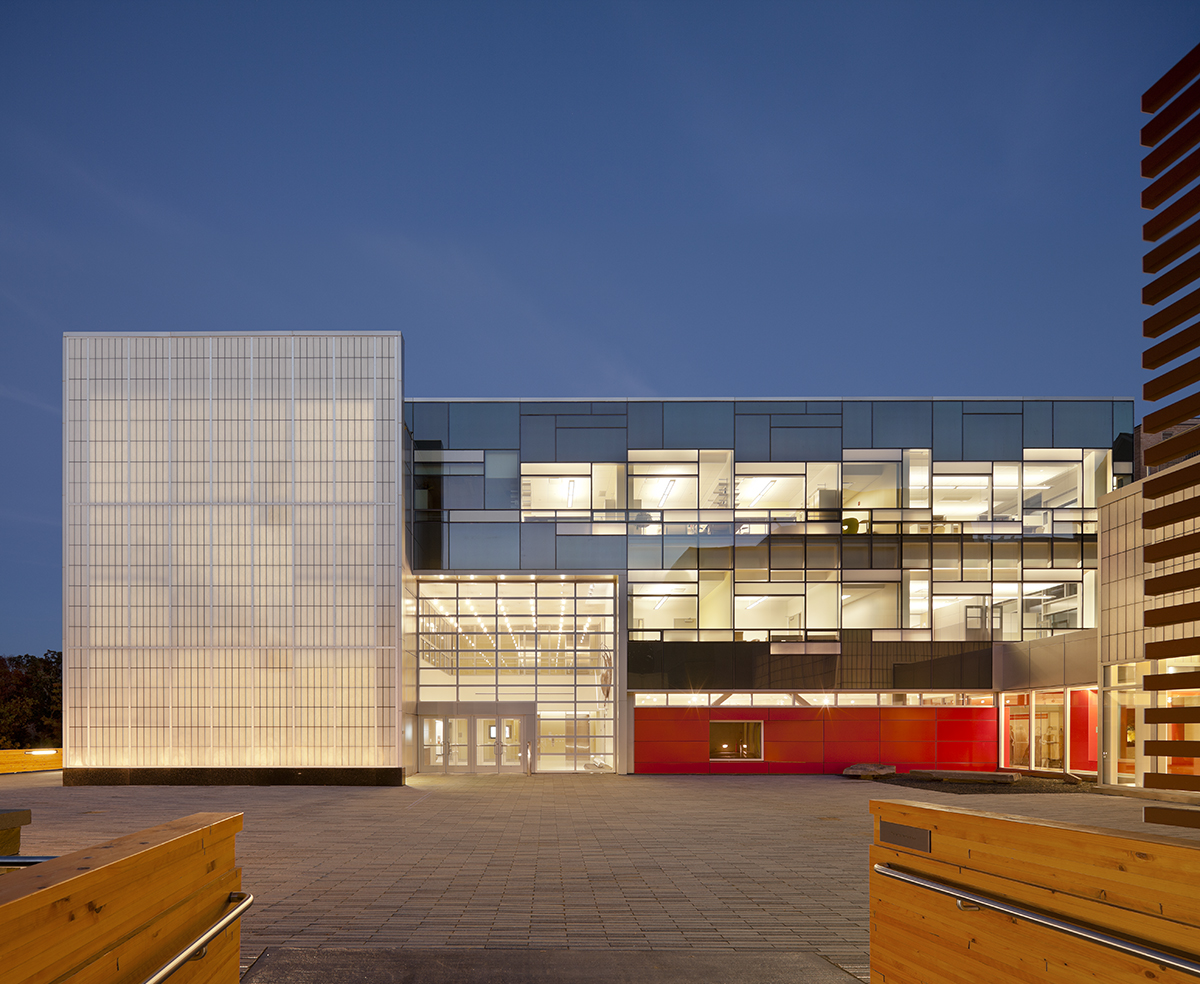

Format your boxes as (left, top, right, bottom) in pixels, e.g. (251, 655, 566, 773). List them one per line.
(874, 863, 1200, 978)
(0, 856, 57, 866)
(140, 891, 254, 984)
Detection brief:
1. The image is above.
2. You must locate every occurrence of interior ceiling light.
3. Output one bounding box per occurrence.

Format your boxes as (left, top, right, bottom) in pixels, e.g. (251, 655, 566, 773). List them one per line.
(746, 596, 767, 609)
(654, 597, 667, 610)
(658, 479, 676, 507)
(567, 480, 575, 507)
(749, 479, 776, 507)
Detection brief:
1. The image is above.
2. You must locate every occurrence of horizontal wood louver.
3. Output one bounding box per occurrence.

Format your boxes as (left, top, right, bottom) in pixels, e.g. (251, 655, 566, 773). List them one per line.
(1140, 43, 1200, 811)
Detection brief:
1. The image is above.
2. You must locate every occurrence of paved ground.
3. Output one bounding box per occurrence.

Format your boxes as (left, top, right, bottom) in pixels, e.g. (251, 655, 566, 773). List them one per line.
(2, 770, 1198, 982)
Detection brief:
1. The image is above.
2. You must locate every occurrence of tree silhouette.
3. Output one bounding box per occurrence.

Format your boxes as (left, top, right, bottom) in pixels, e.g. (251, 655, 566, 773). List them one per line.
(0, 651, 62, 748)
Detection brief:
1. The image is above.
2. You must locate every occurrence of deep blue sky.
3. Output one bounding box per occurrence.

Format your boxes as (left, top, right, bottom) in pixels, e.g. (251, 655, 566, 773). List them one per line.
(2, 1, 1197, 654)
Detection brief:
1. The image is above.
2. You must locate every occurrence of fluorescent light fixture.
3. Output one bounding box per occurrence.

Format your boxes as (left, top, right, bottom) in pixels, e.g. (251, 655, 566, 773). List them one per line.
(749, 479, 776, 507)
(745, 596, 766, 609)
(658, 479, 676, 507)
(567, 480, 575, 507)
(654, 597, 667, 609)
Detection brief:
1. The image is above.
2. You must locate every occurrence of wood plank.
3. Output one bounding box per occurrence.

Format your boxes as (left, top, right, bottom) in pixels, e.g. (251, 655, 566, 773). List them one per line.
(1146, 771, 1200, 792)
(1143, 149, 1200, 211)
(0, 822, 236, 935)
(1145, 182, 1200, 242)
(59, 866, 241, 984)
(1145, 566, 1200, 595)
(1143, 388, 1200, 431)
(1145, 806, 1200, 830)
(1142, 492, 1200, 529)
(870, 844, 1200, 960)
(1143, 77, 1200, 148)
(1145, 739, 1200, 756)
(1145, 670, 1200, 690)
(1144, 427, 1200, 468)
(0, 813, 241, 908)
(0, 749, 62, 773)
(0, 815, 241, 984)
(871, 848, 1200, 983)
(1143, 115, 1200, 181)
(1145, 531, 1200, 564)
(1144, 599, 1200, 625)
(0, 830, 237, 965)
(1143, 352, 1200, 400)
(872, 891, 1200, 984)
(1142, 458, 1200, 496)
(872, 873, 1197, 984)
(1144, 41, 1200, 115)
(1146, 705, 1200, 723)
(870, 801, 1200, 921)
(4, 837, 239, 982)
(1143, 249, 1200, 305)
(870, 800, 1200, 983)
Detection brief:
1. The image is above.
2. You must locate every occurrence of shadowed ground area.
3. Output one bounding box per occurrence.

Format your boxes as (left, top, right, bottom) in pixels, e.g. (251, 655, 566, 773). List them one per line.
(2, 770, 1195, 981)
(240, 947, 860, 982)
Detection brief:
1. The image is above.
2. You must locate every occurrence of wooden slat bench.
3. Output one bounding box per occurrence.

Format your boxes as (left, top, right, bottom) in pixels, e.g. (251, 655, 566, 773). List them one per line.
(870, 799, 1200, 983)
(0, 812, 246, 984)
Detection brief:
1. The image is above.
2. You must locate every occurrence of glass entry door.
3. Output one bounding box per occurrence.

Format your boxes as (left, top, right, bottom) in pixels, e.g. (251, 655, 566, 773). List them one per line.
(421, 715, 528, 774)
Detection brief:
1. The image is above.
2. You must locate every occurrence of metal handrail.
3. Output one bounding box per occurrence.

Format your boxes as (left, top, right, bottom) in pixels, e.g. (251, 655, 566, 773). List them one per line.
(0, 856, 57, 866)
(873, 863, 1200, 978)
(140, 891, 254, 984)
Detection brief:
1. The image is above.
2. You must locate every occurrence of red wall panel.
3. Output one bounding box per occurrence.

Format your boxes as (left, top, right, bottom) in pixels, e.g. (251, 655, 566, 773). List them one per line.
(633, 705, 1000, 775)
(634, 740, 709, 765)
(710, 761, 769, 774)
(764, 740, 823, 764)
(936, 740, 998, 769)
(768, 761, 823, 774)
(636, 719, 708, 742)
(884, 706, 940, 721)
(823, 741, 882, 771)
(937, 719, 998, 742)
(767, 708, 824, 721)
(825, 719, 881, 742)
(635, 707, 708, 722)
(825, 708, 881, 722)
(635, 761, 709, 774)
(937, 707, 999, 722)
(881, 717, 936, 742)
(766, 719, 823, 742)
(881, 741, 937, 767)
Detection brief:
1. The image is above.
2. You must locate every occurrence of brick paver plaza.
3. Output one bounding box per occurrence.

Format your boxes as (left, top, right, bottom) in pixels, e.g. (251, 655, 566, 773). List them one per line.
(4, 771, 1198, 980)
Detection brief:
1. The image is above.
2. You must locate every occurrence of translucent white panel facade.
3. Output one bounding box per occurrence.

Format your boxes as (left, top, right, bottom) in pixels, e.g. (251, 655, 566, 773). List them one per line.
(63, 333, 402, 768)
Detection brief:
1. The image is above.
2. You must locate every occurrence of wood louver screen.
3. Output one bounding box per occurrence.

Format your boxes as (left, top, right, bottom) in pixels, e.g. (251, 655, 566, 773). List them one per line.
(1141, 41, 1200, 799)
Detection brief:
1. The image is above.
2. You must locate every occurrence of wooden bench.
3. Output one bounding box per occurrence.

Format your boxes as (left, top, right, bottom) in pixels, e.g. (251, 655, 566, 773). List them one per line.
(0, 812, 247, 984)
(0, 749, 63, 774)
(0, 808, 32, 855)
(871, 799, 1200, 982)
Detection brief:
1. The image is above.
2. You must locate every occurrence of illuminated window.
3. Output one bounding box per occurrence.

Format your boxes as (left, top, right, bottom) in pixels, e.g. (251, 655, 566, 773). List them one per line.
(709, 721, 762, 760)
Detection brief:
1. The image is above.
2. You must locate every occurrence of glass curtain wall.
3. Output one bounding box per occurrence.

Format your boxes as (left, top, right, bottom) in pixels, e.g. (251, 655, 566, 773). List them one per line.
(64, 333, 401, 769)
(1001, 686, 1099, 775)
(1101, 656, 1200, 786)
(416, 576, 617, 771)
(618, 450, 1103, 644)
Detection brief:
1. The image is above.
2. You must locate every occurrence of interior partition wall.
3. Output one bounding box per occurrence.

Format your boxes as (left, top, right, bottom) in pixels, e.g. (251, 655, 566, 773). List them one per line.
(63, 333, 402, 771)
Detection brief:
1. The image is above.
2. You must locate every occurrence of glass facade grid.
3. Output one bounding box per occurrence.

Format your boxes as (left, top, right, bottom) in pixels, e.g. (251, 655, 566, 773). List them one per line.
(415, 575, 617, 772)
(412, 398, 1128, 705)
(64, 333, 401, 769)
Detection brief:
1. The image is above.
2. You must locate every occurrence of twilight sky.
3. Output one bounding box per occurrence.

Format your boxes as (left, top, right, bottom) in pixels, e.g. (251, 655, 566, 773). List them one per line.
(2, 1, 1198, 654)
